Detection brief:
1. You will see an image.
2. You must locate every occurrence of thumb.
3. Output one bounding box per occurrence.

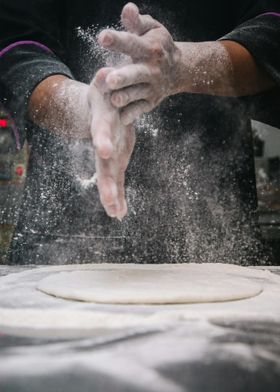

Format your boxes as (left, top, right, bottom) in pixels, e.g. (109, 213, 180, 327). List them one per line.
(121, 2, 161, 35)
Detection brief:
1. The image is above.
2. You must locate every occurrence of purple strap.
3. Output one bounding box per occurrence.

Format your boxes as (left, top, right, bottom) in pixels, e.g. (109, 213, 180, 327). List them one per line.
(258, 12, 280, 18)
(0, 40, 52, 57)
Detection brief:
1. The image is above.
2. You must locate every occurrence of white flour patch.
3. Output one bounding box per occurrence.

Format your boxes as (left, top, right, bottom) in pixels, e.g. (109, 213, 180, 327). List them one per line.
(0, 265, 279, 335)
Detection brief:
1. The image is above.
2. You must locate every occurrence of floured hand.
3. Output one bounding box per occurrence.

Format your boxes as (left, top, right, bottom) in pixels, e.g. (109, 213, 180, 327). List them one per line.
(98, 2, 182, 125)
(88, 67, 135, 219)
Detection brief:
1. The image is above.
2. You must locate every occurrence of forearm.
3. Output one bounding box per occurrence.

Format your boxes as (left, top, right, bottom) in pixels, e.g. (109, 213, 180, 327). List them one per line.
(28, 75, 91, 138)
(175, 40, 275, 97)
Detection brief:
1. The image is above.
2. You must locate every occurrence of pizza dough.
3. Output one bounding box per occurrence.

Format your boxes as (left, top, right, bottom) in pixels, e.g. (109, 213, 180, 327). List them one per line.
(37, 263, 263, 305)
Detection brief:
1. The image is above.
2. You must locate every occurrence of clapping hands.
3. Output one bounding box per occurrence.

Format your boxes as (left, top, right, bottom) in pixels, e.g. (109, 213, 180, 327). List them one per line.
(90, 2, 180, 219)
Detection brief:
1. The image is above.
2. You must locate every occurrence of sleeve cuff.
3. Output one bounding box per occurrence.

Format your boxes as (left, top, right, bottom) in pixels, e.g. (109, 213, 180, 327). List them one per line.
(0, 44, 74, 148)
(220, 15, 280, 88)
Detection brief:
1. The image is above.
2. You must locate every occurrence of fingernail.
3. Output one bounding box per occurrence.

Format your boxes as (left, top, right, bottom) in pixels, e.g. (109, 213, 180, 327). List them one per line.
(107, 205, 117, 218)
(107, 200, 121, 219)
(113, 92, 128, 107)
(99, 31, 113, 47)
(121, 114, 131, 126)
(107, 74, 124, 89)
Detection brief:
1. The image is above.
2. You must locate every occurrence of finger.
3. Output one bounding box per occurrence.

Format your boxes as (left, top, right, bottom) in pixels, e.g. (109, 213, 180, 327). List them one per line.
(117, 196, 127, 220)
(120, 2, 139, 33)
(91, 115, 115, 160)
(89, 68, 115, 159)
(121, 3, 160, 35)
(116, 178, 128, 220)
(97, 159, 128, 219)
(106, 64, 153, 90)
(96, 158, 119, 216)
(114, 151, 133, 219)
(126, 124, 136, 157)
(121, 100, 153, 125)
(119, 124, 136, 171)
(90, 69, 119, 160)
(97, 175, 119, 218)
(111, 83, 151, 108)
(93, 67, 114, 93)
(135, 14, 161, 35)
(114, 125, 136, 219)
(114, 127, 136, 218)
(98, 30, 159, 60)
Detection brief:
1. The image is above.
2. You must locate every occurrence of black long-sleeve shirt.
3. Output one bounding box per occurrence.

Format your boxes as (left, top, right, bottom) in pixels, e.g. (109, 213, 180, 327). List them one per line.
(0, 0, 280, 265)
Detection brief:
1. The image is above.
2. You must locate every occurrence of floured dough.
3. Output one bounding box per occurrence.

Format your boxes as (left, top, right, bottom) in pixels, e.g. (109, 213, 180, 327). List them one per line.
(37, 263, 263, 305)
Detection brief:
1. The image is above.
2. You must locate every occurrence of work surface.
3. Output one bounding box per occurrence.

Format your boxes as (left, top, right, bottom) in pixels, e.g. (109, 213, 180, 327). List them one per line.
(0, 265, 280, 392)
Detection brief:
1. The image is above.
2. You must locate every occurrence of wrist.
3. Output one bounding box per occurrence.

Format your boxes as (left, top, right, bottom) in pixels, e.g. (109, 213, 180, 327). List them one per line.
(172, 42, 197, 95)
(173, 41, 234, 96)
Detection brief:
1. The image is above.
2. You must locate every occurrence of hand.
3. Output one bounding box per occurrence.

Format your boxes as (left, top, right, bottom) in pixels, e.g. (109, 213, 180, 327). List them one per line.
(98, 2, 182, 125)
(88, 67, 135, 219)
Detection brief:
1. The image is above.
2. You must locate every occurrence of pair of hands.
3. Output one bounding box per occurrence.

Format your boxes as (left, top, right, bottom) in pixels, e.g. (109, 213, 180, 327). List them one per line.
(89, 2, 181, 219)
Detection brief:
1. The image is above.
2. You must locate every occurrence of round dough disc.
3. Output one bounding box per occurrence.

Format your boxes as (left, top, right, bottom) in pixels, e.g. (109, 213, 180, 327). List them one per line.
(37, 263, 263, 305)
